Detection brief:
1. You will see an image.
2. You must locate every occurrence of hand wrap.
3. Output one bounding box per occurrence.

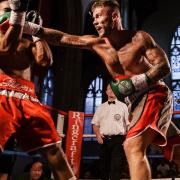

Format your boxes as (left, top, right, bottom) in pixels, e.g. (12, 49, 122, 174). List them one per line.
(8, 0, 29, 12)
(25, 10, 42, 42)
(23, 21, 41, 36)
(8, 0, 29, 26)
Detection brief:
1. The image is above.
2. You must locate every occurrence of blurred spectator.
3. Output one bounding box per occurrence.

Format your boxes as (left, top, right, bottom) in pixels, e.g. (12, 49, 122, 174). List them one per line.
(169, 161, 179, 178)
(156, 159, 170, 177)
(14, 160, 51, 180)
(82, 170, 93, 179)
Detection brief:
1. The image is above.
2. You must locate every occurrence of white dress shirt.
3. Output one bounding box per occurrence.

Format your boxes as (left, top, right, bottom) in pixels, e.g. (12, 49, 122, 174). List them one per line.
(91, 99, 130, 135)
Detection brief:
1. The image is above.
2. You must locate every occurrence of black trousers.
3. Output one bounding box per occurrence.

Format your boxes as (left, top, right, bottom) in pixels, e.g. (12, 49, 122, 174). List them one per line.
(99, 135, 126, 180)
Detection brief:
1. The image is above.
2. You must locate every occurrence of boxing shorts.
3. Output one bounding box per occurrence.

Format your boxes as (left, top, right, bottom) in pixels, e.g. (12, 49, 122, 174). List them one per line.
(125, 82, 173, 146)
(0, 74, 60, 152)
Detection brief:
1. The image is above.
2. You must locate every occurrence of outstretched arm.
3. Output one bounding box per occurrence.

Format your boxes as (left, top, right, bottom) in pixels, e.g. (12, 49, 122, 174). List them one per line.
(23, 21, 104, 50)
(38, 27, 101, 50)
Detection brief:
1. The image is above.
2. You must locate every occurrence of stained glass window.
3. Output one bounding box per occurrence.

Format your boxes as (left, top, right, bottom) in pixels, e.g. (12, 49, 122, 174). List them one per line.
(84, 75, 103, 141)
(41, 69, 54, 106)
(170, 26, 180, 115)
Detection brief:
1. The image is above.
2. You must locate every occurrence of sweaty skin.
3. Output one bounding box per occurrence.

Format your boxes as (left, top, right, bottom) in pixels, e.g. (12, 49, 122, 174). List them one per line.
(39, 28, 170, 81)
(35, 3, 171, 180)
(0, 1, 76, 180)
(37, 6, 170, 82)
(0, 1, 52, 81)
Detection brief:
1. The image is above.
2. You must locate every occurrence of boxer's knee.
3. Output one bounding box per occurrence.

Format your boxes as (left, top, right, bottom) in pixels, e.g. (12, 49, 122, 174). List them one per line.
(40, 143, 64, 160)
(124, 139, 135, 156)
(124, 138, 145, 159)
(40, 144, 68, 169)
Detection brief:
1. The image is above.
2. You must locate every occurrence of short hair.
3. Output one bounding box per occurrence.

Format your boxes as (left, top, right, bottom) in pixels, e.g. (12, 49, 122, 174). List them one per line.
(91, 0, 120, 12)
(0, 0, 7, 2)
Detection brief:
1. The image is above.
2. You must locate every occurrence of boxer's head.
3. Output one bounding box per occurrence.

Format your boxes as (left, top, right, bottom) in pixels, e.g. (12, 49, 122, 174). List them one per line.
(91, 0, 120, 13)
(90, 0, 122, 37)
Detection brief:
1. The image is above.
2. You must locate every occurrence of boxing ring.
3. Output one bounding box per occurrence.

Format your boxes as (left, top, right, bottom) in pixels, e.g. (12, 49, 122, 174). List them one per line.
(2, 106, 180, 179)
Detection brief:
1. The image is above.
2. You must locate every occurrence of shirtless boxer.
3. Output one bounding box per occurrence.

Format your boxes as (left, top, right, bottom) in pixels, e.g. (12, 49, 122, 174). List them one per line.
(0, 0, 75, 179)
(23, 0, 177, 179)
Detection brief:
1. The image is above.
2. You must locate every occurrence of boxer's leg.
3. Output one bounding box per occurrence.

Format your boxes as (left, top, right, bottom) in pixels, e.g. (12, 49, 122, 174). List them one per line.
(40, 144, 76, 180)
(124, 128, 158, 180)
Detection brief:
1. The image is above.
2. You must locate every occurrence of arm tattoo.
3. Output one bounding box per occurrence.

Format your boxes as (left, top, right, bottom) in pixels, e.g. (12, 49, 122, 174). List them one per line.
(40, 28, 89, 48)
(146, 62, 170, 83)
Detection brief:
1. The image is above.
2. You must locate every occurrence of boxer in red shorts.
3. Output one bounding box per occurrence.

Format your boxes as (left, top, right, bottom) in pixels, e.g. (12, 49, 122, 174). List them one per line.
(0, 0, 75, 179)
(0, 74, 61, 152)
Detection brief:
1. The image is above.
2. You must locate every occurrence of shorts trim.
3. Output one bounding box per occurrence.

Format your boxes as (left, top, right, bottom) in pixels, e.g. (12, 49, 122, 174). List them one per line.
(126, 125, 150, 141)
(126, 125, 167, 146)
(0, 89, 39, 102)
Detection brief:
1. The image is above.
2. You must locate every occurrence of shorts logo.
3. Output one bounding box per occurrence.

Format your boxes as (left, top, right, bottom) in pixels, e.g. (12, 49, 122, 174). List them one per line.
(0, 79, 33, 93)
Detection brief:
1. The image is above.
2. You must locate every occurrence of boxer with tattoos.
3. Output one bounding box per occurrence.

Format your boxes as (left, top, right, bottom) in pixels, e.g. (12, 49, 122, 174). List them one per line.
(24, 0, 177, 179)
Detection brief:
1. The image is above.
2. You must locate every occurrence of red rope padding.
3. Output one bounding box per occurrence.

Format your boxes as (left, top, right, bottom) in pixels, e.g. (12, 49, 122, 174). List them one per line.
(84, 114, 94, 117)
(43, 104, 68, 116)
(43, 104, 94, 117)
(173, 111, 180, 115)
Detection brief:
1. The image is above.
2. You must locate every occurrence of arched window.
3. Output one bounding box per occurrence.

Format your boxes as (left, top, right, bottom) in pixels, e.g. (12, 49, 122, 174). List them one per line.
(41, 68, 54, 106)
(170, 26, 180, 117)
(84, 75, 103, 141)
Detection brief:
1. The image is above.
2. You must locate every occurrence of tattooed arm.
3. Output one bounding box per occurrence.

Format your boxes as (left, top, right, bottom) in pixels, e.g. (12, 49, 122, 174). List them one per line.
(145, 45, 171, 83)
(136, 31, 171, 83)
(37, 27, 103, 50)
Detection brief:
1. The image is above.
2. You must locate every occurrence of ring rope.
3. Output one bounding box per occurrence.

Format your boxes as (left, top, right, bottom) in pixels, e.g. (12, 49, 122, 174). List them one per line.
(43, 103, 180, 117)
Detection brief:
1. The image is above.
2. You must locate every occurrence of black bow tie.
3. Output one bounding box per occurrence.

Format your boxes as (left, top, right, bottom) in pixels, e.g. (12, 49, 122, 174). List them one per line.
(108, 101, 115, 105)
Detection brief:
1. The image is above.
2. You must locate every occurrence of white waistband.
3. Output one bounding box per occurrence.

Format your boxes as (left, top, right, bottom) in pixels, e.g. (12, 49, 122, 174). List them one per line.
(0, 89, 39, 103)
